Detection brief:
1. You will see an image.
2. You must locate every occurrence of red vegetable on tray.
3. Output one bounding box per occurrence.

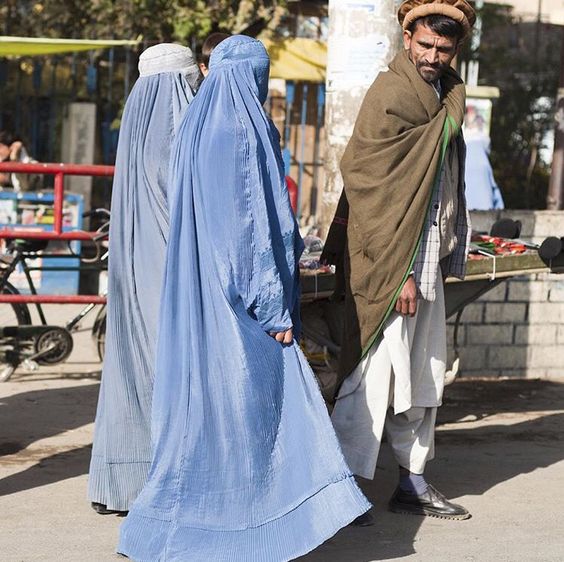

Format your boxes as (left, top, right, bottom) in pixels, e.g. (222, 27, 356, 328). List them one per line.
(469, 234, 527, 259)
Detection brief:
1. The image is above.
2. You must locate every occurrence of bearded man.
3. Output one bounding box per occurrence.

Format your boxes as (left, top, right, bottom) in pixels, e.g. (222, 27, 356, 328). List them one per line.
(327, 0, 475, 522)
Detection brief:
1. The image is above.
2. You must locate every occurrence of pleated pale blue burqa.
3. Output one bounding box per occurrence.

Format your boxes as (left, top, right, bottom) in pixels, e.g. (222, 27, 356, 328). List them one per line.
(118, 36, 370, 562)
(89, 44, 202, 512)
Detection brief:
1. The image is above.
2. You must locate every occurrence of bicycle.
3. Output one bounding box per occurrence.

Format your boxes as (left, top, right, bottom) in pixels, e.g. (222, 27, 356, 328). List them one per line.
(0, 209, 109, 382)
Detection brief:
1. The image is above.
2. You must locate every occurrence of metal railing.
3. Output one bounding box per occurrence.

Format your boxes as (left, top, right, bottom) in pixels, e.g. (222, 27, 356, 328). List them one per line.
(0, 162, 113, 304)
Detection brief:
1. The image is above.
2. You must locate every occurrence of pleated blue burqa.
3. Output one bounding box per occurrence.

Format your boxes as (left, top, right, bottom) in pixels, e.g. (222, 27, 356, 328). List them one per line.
(118, 36, 370, 562)
(88, 44, 201, 512)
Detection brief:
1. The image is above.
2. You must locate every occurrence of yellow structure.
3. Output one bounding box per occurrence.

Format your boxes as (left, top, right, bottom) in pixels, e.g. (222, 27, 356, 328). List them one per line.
(0, 37, 139, 56)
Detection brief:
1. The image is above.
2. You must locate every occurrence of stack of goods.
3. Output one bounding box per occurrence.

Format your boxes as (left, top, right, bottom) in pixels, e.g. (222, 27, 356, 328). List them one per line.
(469, 233, 528, 260)
(299, 235, 334, 274)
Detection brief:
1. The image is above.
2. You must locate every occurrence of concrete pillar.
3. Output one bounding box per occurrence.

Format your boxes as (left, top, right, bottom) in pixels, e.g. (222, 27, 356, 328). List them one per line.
(547, 27, 564, 210)
(320, 0, 404, 236)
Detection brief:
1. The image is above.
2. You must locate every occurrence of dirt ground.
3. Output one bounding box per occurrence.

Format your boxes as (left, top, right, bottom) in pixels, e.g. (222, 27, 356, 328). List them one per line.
(1, 306, 563, 561)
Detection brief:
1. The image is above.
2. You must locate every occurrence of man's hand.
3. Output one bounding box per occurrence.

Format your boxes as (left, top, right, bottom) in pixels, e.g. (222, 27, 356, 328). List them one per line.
(269, 328, 293, 344)
(395, 275, 417, 317)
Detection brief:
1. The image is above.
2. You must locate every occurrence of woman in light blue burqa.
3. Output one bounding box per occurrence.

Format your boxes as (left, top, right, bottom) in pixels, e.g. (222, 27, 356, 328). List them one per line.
(118, 36, 370, 561)
(88, 44, 202, 513)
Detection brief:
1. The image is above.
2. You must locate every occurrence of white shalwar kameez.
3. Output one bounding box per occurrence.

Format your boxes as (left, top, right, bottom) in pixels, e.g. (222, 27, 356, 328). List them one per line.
(332, 268, 447, 480)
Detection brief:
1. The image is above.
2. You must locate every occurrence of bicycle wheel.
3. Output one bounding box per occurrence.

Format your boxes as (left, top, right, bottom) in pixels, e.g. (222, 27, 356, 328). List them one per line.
(92, 305, 106, 362)
(0, 283, 32, 382)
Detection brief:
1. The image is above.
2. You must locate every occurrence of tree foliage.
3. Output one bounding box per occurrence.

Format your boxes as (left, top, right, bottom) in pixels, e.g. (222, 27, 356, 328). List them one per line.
(460, 5, 559, 209)
(1, 1, 287, 42)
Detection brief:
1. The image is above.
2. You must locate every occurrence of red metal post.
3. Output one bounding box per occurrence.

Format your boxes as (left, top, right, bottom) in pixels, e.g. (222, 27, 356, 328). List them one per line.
(0, 162, 114, 306)
(0, 162, 115, 242)
(0, 294, 107, 304)
(53, 171, 64, 235)
(0, 230, 106, 241)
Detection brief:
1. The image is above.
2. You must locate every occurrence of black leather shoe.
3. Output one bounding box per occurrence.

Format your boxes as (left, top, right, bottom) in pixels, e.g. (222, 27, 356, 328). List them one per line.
(389, 485, 470, 520)
(91, 502, 128, 516)
(349, 510, 375, 527)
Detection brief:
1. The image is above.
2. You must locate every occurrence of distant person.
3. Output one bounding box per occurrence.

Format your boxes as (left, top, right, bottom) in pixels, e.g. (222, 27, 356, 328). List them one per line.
(464, 108, 504, 210)
(88, 44, 202, 515)
(0, 131, 38, 191)
(198, 31, 231, 76)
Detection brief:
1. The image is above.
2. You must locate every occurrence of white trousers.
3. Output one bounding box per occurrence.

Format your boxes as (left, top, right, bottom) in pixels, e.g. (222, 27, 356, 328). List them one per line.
(332, 274, 446, 480)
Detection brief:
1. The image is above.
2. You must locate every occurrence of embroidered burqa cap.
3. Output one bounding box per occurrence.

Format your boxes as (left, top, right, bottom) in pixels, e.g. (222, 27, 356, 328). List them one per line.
(398, 0, 476, 37)
(138, 43, 201, 90)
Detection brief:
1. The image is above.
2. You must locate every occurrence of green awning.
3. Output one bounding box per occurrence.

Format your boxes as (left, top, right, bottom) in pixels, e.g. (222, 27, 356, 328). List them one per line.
(0, 36, 139, 56)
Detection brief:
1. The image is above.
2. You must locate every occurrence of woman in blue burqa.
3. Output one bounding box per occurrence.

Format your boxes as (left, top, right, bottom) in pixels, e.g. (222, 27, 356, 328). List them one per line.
(88, 44, 202, 514)
(118, 36, 370, 561)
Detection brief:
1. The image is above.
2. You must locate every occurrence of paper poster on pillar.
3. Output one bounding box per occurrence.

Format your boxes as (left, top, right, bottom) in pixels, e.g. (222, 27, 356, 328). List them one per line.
(61, 102, 96, 211)
(322, 0, 404, 233)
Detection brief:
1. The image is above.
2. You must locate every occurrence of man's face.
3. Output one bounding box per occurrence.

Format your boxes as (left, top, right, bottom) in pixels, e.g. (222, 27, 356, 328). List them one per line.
(403, 23, 459, 83)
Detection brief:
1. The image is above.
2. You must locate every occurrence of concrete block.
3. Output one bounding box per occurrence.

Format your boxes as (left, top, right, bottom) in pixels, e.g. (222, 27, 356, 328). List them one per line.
(460, 303, 484, 323)
(458, 346, 488, 370)
(557, 325, 564, 344)
(488, 345, 528, 369)
(529, 345, 564, 368)
(528, 302, 564, 324)
(544, 368, 564, 380)
(485, 303, 527, 323)
(477, 282, 508, 302)
(467, 325, 514, 345)
(468, 210, 498, 234)
(507, 281, 549, 303)
(531, 211, 564, 238)
(549, 282, 564, 302)
(514, 324, 557, 345)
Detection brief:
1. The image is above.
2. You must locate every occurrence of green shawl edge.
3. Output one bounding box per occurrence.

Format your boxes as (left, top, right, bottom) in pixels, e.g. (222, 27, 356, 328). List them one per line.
(357, 115, 459, 362)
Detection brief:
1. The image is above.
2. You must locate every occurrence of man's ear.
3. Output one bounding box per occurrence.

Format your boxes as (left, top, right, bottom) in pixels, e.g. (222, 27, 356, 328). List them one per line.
(198, 62, 208, 76)
(403, 29, 412, 50)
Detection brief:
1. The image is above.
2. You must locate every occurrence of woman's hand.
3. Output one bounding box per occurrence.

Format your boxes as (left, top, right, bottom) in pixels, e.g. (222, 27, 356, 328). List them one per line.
(269, 328, 293, 344)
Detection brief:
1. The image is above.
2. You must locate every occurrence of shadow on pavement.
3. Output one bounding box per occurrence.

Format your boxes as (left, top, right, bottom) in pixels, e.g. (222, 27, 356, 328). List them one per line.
(0, 445, 91, 497)
(8, 371, 102, 383)
(300, 378, 564, 561)
(1, 378, 563, 560)
(0, 383, 99, 457)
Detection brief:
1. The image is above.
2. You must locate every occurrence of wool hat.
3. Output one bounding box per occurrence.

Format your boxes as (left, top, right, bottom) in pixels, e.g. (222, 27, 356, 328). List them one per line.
(398, 0, 476, 37)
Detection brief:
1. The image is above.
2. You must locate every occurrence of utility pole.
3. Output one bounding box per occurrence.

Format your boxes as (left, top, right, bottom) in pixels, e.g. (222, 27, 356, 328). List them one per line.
(320, 0, 403, 236)
(547, 26, 564, 210)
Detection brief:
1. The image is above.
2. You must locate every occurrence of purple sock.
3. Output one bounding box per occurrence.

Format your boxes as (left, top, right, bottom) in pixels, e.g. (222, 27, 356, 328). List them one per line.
(399, 470, 428, 496)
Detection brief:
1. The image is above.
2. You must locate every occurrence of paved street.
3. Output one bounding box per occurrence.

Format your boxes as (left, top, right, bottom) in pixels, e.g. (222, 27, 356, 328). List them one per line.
(1, 306, 564, 561)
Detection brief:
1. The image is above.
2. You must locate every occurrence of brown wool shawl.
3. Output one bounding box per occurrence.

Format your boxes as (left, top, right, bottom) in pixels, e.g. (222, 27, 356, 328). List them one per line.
(334, 48, 466, 386)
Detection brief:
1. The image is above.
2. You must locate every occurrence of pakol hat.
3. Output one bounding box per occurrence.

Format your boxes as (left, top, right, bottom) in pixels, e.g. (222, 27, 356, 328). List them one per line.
(398, 0, 476, 37)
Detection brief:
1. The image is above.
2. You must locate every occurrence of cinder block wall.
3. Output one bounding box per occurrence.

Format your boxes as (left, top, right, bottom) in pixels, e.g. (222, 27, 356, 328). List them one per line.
(448, 210, 564, 379)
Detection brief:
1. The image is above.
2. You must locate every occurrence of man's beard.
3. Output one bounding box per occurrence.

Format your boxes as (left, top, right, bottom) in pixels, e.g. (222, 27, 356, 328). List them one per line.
(416, 59, 448, 83)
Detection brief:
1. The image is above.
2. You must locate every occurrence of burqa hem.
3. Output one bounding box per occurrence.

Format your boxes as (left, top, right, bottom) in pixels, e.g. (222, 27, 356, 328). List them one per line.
(117, 474, 369, 562)
(88, 456, 150, 511)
